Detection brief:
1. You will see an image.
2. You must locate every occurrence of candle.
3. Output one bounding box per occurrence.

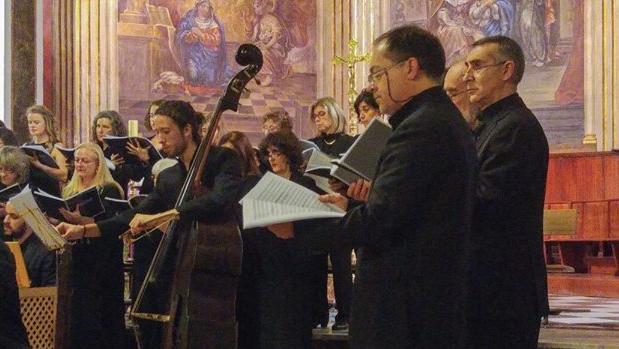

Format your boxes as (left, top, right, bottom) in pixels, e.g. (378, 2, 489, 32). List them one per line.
(128, 120, 139, 137)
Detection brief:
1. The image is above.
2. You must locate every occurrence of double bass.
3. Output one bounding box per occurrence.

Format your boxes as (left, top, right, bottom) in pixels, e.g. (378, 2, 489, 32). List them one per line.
(131, 44, 263, 348)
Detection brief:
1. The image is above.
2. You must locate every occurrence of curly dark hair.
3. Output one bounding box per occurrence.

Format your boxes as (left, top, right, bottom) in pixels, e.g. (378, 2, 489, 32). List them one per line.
(259, 131, 302, 173)
(91, 110, 127, 146)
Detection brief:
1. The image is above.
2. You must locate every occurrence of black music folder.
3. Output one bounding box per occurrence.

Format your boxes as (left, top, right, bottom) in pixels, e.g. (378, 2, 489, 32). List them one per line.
(0, 183, 23, 204)
(330, 118, 391, 185)
(20, 144, 59, 169)
(102, 136, 163, 165)
(33, 186, 104, 220)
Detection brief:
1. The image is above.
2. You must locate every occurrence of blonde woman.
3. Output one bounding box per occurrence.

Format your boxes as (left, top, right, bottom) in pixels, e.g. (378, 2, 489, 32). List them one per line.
(25, 105, 69, 183)
(59, 142, 126, 349)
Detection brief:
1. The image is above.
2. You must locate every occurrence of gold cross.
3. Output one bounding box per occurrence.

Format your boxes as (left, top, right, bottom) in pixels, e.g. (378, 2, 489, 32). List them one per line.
(333, 40, 371, 134)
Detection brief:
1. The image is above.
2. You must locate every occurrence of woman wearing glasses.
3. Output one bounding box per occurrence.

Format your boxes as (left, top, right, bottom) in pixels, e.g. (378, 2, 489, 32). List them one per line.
(308, 97, 354, 332)
(244, 131, 328, 348)
(60, 142, 126, 349)
(0, 146, 31, 241)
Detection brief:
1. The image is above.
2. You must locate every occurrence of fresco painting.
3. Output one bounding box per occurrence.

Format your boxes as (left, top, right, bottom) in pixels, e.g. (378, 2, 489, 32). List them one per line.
(117, 0, 317, 143)
(392, 0, 584, 148)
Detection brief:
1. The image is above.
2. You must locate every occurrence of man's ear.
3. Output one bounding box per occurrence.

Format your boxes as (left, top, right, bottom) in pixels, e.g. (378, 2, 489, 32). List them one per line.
(405, 57, 421, 80)
(502, 61, 516, 83)
(183, 124, 193, 139)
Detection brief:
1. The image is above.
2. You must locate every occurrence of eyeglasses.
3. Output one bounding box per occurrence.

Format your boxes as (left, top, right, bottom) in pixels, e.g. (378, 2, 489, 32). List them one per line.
(367, 59, 407, 84)
(0, 167, 16, 175)
(311, 110, 329, 121)
(464, 61, 507, 75)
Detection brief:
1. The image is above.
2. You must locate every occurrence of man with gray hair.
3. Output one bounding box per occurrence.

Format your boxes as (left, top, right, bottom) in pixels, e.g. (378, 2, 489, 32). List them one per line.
(464, 35, 549, 348)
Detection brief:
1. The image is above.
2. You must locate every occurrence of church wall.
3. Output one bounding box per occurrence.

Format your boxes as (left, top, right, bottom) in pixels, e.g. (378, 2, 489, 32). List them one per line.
(22, 0, 619, 148)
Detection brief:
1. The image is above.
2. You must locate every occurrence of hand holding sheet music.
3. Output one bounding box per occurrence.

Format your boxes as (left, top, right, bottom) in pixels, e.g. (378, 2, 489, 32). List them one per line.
(9, 187, 67, 250)
(103, 136, 163, 165)
(21, 144, 59, 169)
(240, 172, 345, 229)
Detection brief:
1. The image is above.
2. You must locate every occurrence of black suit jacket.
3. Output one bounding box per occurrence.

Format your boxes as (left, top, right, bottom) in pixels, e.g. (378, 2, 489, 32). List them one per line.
(0, 240, 29, 348)
(21, 233, 56, 287)
(471, 93, 550, 319)
(338, 86, 477, 348)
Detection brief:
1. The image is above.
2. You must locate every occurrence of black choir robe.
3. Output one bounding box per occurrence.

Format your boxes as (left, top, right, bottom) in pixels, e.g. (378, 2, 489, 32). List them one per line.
(300, 87, 478, 348)
(69, 183, 125, 349)
(468, 93, 549, 349)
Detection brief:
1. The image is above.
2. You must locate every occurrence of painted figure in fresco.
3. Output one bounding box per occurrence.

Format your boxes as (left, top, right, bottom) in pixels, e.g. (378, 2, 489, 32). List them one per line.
(468, 0, 514, 36)
(247, 0, 291, 87)
(428, 0, 479, 65)
(176, 0, 231, 93)
(517, 0, 548, 67)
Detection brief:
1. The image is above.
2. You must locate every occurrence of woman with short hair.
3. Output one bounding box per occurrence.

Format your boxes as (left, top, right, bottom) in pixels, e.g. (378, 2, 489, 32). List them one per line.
(0, 146, 30, 241)
(353, 90, 381, 128)
(308, 97, 354, 332)
(0, 146, 30, 188)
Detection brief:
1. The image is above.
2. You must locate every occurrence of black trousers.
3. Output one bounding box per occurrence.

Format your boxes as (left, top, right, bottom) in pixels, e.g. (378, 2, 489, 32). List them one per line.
(313, 247, 353, 324)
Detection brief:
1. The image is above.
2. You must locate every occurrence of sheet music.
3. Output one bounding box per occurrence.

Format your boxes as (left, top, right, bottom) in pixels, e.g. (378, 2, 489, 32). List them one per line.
(9, 187, 67, 251)
(240, 172, 344, 229)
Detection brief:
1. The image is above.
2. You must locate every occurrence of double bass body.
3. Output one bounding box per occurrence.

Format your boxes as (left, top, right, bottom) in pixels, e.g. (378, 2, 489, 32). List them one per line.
(131, 44, 262, 349)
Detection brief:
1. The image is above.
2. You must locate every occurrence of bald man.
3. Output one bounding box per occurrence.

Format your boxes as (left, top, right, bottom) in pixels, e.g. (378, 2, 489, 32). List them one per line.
(444, 60, 479, 129)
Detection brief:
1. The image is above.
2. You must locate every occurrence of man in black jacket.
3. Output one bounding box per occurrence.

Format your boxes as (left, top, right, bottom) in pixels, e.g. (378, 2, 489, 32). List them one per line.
(320, 25, 477, 348)
(463, 36, 549, 348)
(4, 202, 56, 287)
(0, 240, 30, 348)
(57, 100, 242, 348)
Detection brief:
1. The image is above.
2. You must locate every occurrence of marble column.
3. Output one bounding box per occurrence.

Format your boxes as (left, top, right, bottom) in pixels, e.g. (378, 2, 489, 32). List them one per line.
(73, 0, 119, 144)
(11, 0, 36, 143)
(583, 0, 619, 150)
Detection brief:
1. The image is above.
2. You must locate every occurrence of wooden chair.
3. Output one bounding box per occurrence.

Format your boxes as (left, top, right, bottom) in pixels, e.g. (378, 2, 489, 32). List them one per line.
(543, 209, 578, 273)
